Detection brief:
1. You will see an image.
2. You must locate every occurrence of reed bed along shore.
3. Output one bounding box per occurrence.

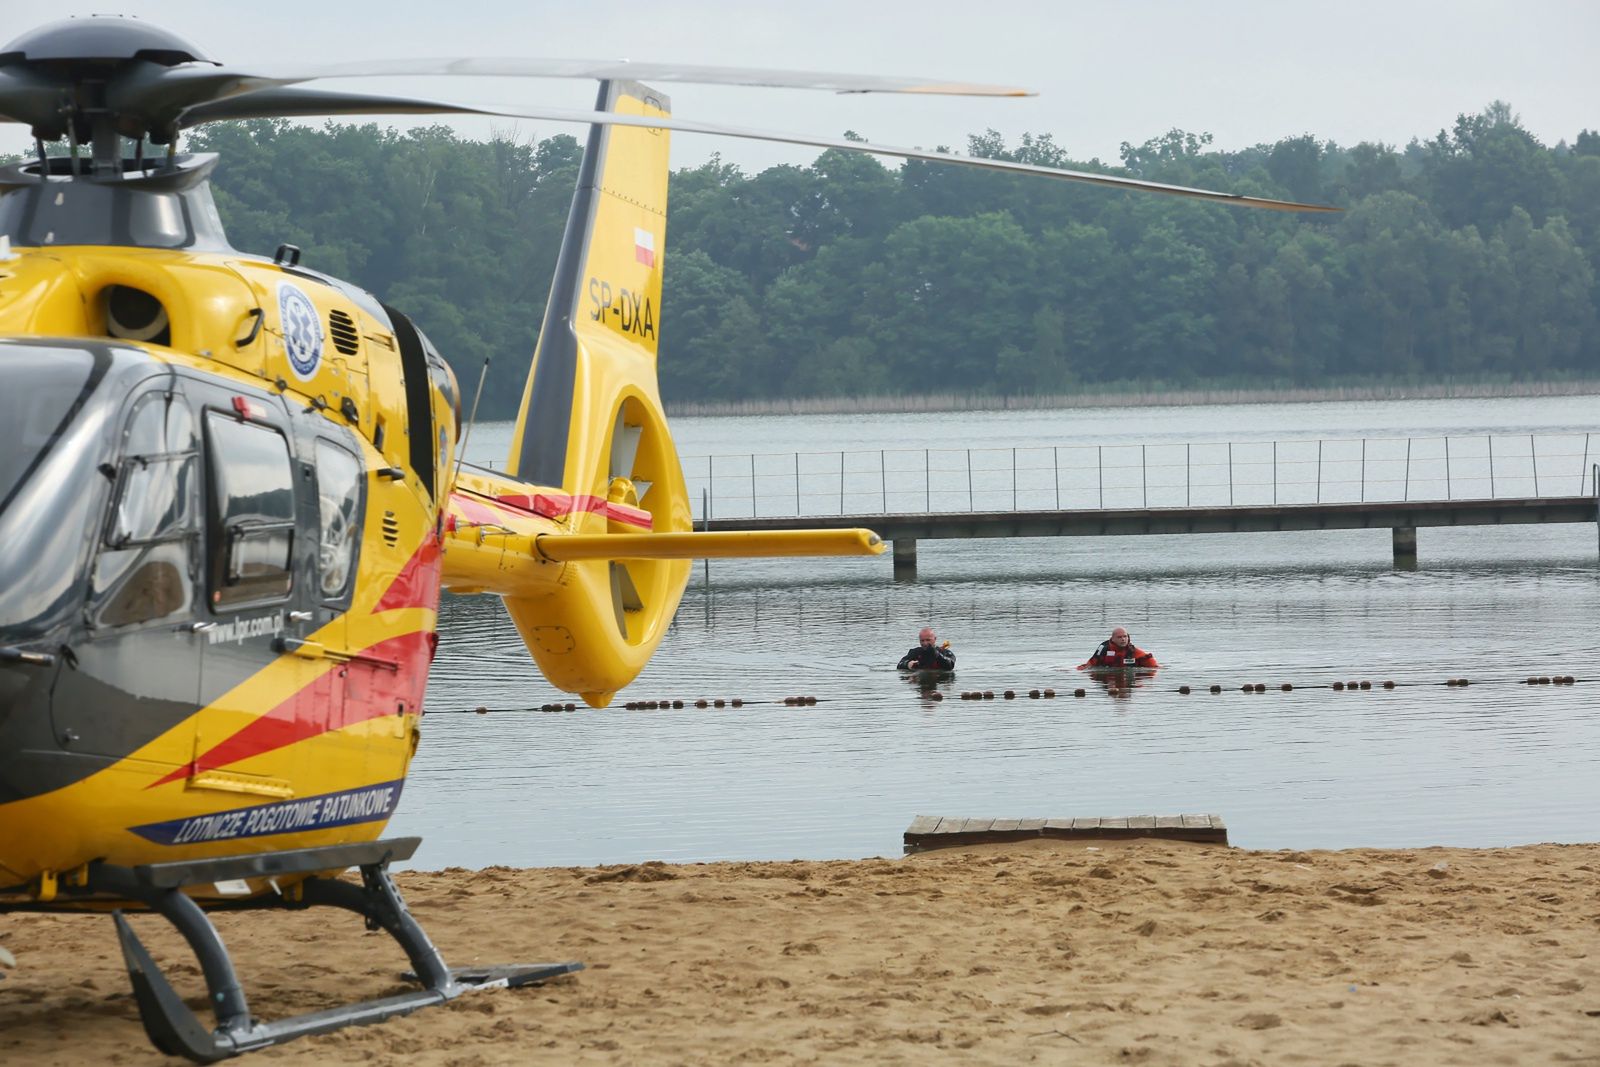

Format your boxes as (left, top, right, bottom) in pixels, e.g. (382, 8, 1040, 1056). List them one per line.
(666, 379, 1600, 418)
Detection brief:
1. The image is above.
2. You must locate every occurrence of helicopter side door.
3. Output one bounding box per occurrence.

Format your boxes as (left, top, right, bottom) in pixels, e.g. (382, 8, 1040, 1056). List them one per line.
(50, 380, 204, 772)
(187, 382, 342, 800)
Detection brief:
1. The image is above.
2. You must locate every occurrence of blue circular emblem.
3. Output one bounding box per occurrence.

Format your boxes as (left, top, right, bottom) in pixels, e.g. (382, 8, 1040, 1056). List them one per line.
(278, 283, 324, 380)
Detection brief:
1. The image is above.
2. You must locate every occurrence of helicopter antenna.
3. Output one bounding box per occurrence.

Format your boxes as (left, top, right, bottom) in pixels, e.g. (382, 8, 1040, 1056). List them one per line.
(450, 357, 491, 493)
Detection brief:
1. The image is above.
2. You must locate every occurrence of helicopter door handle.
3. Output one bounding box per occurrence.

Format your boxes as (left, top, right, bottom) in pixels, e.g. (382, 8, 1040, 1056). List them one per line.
(287, 610, 314, 623)
(182, 621, 216, 634)
(235, 308, 264, 348)
(0, 645, 57, 668)
(274, 636, 326, 660)
(272, 636, 399, 671)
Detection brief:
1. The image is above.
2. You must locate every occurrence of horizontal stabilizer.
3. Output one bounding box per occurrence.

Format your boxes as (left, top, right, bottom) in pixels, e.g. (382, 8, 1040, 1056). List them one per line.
(536, 528, 885, 562)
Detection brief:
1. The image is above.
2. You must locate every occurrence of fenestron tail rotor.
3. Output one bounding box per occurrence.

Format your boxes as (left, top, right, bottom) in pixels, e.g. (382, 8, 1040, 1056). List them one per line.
(607, 407, 650, 639)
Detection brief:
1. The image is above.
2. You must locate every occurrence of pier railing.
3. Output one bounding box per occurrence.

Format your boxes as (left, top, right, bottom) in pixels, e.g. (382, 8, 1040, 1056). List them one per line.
(684, 433, 1597, 521)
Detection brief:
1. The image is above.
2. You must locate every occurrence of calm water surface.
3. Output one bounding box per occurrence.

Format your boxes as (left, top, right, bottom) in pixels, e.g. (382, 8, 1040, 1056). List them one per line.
(395, 396, 1600, 868)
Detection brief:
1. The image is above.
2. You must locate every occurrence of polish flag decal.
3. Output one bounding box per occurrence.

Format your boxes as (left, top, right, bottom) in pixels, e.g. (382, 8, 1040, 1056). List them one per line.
(633, 227, 656, 268)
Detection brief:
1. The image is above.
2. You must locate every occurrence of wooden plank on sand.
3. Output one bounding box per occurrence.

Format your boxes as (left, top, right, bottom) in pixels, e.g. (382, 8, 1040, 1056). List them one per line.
(905, 812, 1229, 852)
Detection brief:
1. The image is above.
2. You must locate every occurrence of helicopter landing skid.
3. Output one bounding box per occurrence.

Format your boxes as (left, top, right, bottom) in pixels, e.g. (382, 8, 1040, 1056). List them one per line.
(88, 838, 581, 1063)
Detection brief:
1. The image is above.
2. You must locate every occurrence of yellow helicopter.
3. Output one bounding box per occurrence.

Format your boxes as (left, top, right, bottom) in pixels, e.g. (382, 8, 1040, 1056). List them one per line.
(0, 14, 1332, 1061)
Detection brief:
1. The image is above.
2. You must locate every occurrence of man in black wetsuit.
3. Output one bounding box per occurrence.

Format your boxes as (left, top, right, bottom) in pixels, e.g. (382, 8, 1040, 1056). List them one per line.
(898, 627, 956, 670)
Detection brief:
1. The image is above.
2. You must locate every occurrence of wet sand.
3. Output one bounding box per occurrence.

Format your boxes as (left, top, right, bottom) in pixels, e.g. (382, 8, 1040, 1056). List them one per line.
(2, 839, 1597, 1065)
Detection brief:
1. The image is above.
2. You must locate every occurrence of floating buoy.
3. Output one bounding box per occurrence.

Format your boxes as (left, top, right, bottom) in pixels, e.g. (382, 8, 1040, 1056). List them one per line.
(1383, 680, 1396, 689)
(1358, 681, 1371, 690)
(1028, 689, 1040, 698)
(1043, 689, 1056, 698)
(672, 699, 684, 709)
(1254, 683, 1267, 693)
(982, 691, 995, 700)
(1456, 678, 1470, 687)
(1003, 690, 1016, 699)
(1178, 685, 1191, 695)
(564, 703, 576, 712)
(1209, 684, 1222, 694)
(1073, 688, 1086, 698)
(1538, 676, 1552, 685)
(1332, 682, 1345, 691)
(713, 698, 726, 708)
(732, 698, 744, 707)
(475, 705, 489, 715)
(1280, 683, 1293, 692)
(695, 699, 708, 708)
(930, 691, 943, 702)
(1240, 684, 1253, 693)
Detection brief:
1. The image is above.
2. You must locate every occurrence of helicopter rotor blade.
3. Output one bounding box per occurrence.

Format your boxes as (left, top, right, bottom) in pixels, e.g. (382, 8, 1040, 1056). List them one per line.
(178, 88, 1339, 213)
(91, 53, 1030, 136)
(197, 56, 1035, 96)
(0, 67, 71, 129)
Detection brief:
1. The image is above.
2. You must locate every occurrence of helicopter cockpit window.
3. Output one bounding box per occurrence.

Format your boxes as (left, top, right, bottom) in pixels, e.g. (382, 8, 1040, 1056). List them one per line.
(204, 412, 295, 609)
(314, 439, 362, 598)
(92, 391, 199, 628)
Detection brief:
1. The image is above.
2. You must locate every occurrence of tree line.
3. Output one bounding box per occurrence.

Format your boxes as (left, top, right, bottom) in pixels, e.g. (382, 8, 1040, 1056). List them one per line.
(187, 102, 1600, 417)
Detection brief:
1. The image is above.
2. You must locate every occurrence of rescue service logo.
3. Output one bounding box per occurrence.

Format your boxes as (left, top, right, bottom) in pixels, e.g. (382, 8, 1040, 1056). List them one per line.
(278, 281, 324, 380)
(128, 780, 406, 845)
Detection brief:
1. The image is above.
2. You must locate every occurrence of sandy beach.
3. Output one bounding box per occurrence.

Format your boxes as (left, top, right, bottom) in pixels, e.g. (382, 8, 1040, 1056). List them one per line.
(2, 839, 1597, 1065)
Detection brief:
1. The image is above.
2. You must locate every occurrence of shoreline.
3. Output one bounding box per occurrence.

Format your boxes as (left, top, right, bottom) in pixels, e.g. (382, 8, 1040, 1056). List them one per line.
(3, 838, 1595, 1064)
(665, 379, 1600, 418)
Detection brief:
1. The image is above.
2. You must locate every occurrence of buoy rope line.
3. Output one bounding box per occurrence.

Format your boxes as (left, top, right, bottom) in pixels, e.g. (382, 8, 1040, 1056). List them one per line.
(440, 675, 1584, 714)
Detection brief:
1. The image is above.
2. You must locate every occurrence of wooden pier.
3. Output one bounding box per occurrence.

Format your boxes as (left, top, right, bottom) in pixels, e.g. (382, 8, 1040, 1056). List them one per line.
(904, 813, 1228, 852)
(701, 495, 1599, 576)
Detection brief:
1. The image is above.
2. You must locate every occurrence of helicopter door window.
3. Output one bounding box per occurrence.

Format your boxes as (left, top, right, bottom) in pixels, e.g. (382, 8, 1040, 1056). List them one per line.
(314, 439, 363, 599)
(204, 412, 296, 609)
(92, 392, 199, 629)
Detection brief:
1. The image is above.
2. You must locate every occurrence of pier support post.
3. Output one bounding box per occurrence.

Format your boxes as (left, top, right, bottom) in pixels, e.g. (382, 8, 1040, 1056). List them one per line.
(893, 538, 918, 581)
(1392, 526, 1418, 569)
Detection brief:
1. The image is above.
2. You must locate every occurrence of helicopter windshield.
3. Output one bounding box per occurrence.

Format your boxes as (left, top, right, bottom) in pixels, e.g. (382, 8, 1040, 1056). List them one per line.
(0, 343, 149, 639)
(0, 350, 107, 512)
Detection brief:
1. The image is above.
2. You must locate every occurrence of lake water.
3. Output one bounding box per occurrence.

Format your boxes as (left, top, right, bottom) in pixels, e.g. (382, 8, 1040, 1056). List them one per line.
(396, 395, 1599, 869)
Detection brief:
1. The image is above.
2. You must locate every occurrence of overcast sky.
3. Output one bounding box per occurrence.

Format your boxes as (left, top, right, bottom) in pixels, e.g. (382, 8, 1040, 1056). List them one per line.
(4, 0, 1596, 173)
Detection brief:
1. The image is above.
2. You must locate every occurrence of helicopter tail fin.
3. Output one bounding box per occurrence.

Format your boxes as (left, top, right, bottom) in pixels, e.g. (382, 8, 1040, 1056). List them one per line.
(507, 78, 672, 494)
(498, 80, 692, 706)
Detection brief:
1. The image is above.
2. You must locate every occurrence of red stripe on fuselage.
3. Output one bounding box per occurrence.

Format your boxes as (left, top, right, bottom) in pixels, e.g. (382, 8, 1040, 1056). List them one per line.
(494, 492, 653, 530)
(374, 532, 442, 614)
(449, 492, 510, 527)
(147, 630, 434, 789)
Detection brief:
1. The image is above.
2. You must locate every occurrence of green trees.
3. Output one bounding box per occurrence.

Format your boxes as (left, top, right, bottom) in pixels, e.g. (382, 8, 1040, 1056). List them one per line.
(194, 103, 1600, 415)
